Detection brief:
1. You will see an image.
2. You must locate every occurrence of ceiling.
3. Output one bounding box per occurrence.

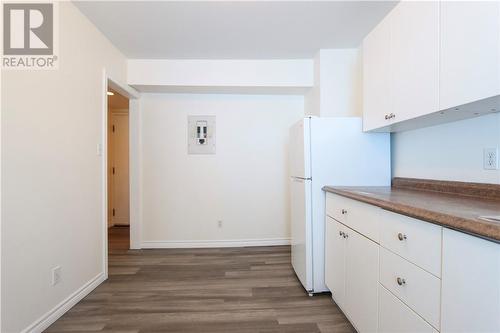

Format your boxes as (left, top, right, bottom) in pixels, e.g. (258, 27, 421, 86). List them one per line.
(108, 88, 129, 109)
(74, 1, 397, 59)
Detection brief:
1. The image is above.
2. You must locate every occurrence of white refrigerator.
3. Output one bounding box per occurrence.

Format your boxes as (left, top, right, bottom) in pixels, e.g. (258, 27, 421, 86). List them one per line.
(290, 117, 390, 294)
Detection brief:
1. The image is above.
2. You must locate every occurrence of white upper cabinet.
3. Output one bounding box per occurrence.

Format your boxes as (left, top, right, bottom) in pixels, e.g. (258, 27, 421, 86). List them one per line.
(362, 0, 500, 132)
(439, 1, 500, 110)
(391, 1, 440, 123)
(363, 12, 393, 132)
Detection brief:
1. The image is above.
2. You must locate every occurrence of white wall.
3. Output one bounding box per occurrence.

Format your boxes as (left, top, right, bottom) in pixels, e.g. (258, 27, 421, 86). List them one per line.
(305, 49, 362, 118)
(128, 59, 313, 91)
(392, 113, 500, 184)
(304, 52, 321, 117)
(139, 93, 304, 246)
(1, 3, 127, 332)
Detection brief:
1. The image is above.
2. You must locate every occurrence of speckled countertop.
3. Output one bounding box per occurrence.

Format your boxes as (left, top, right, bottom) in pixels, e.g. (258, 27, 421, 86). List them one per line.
(323, 178, 500, 243)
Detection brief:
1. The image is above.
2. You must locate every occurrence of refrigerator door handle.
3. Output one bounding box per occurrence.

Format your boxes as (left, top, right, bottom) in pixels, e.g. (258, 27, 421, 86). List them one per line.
(292, 177, 312, 181)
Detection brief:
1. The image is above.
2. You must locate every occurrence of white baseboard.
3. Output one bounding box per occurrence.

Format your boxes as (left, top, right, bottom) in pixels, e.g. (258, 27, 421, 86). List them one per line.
(22, 272, 106, 333)
(141, 238, 291, 249)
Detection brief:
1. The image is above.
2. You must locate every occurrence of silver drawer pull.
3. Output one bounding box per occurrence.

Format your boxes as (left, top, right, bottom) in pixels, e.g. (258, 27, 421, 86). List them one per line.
(339, 231, 343, 237)
(396, 277, 406, 286)
(343, 233, 348, 239)
(341, 209, 347, 215)
(397, 233, 407, 241)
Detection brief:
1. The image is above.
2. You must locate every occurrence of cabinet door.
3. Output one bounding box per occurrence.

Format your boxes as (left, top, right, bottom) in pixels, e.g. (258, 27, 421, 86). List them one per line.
(391, 1, 439, 123)
(363, 12, 392, 131)
(441, 228, 500, 333)
(440, 1, 500, 110)
(379, 284, 438, 333)
(325, 217, 346, 308)
(345, 228, 379, 333)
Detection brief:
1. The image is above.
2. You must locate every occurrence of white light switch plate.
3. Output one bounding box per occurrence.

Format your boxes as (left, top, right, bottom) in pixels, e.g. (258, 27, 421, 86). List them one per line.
(52, 266, 61, 286)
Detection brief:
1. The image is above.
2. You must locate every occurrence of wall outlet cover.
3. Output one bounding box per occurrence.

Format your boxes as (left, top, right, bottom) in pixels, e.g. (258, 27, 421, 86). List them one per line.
(484, 148, 498, 170)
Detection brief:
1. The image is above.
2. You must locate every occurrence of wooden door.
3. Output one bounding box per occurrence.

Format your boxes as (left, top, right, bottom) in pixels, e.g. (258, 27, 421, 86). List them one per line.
(109, 112, 129, 226)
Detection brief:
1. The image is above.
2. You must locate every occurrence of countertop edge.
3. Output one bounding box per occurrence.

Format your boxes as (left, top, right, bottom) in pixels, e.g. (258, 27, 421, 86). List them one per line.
(323, 186, 500, 244)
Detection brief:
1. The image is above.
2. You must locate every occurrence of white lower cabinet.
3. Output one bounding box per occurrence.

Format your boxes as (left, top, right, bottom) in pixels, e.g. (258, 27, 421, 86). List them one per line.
(325, 216, 379, 333)
(325, 216, 346, 308)
(379, 209, 442, 277)
(326, 192, 381, 242)
(441, 229, 500, 333)
(379, 284, 438, 333)
(379, 247, 441, 329)
(326, 194, 500, 333)
(345, 228, 380, 333)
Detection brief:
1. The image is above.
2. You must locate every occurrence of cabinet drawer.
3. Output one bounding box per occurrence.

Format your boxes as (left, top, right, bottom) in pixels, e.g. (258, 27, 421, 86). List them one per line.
(326, 193, 380, 242)
(379, 209, 442, 276)
(379, 284, 438, 333)
(380, 247, 441, 329)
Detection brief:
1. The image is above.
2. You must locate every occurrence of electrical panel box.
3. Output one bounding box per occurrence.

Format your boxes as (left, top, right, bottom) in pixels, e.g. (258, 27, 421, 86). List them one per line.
(188, 115, 216, 154)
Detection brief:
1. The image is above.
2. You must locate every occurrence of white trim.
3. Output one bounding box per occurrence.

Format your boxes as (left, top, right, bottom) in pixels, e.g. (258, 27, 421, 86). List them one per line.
(141, 238, 291, 249)
(128, 98, 142, 249)
(108, 78, 140, 100)
(22, 273, 106, 333)
(103, 70, 143, 260)
(102, 70, 109, 279)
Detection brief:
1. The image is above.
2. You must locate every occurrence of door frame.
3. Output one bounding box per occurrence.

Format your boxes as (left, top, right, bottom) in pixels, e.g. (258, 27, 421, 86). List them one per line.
(102, 69, 141, 278)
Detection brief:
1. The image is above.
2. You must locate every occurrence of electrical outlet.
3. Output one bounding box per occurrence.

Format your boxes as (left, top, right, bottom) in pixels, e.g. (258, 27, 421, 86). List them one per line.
(52, 266, 61, 286)
(218, 220, 223, 228)
(484, 148, 498, 170)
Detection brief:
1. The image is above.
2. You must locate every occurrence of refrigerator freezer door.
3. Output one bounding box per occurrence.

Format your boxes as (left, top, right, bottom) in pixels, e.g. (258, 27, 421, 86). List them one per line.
(289, 118, 311, 179)
(290, 177, 313, 292)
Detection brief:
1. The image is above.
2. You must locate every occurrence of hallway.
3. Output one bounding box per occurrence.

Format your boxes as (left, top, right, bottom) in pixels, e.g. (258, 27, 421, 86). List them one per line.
(108, 226, 130, 253)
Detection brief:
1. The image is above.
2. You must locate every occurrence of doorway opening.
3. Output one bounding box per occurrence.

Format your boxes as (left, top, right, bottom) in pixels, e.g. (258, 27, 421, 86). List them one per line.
(107, 87, 130, 252)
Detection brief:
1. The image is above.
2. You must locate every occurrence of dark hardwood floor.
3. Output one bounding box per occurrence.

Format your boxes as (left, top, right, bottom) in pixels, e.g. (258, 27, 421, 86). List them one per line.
(46, 227, 354, 332)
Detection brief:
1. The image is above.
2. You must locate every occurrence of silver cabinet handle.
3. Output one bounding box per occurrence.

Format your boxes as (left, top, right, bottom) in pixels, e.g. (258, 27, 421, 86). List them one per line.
(341, 209, 347, 215)
(385, 114, 389, 120)
(338, 231, 349, 239)
(397, 277, 406, 286)
(397, 233, 407, 241)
